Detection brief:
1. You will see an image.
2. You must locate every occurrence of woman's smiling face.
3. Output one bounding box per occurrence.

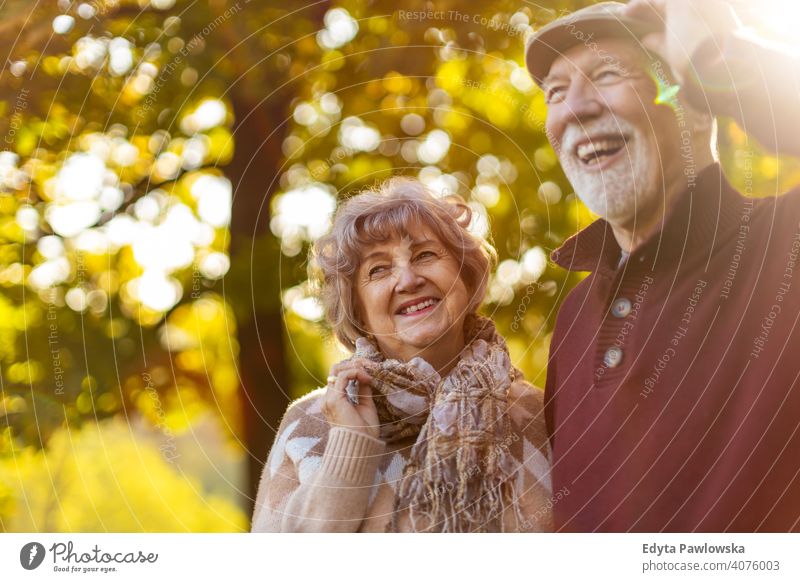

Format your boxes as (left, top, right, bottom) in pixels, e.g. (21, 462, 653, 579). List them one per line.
(355, 223, 470, 367)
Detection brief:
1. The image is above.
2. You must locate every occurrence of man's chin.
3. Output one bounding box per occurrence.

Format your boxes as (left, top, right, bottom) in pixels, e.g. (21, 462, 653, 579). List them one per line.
(573, 189, 634, 223)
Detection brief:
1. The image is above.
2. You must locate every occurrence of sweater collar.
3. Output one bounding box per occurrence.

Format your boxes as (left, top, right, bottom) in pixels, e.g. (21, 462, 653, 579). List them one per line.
(551, 163, 744, 276)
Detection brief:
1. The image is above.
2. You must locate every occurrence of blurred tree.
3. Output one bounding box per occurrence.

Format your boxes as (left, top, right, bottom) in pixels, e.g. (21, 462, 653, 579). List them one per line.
(270, 0, 593, 395)
(0, 0, 328, 520)
(1, 0, 799, 531)
(269, 0, 800, 401)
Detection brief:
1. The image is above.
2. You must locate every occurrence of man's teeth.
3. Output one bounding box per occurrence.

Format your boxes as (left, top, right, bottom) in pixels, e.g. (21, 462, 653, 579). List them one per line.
(400, 298, 438, 314)
(576, 138, 625, 164)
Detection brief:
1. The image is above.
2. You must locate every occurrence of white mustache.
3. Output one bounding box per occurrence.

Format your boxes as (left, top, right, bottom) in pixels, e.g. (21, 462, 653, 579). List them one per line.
(561, 118, 634, 158)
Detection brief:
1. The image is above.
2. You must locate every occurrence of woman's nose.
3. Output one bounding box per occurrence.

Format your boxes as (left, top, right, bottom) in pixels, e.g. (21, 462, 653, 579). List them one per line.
(394, 264, 424, 293)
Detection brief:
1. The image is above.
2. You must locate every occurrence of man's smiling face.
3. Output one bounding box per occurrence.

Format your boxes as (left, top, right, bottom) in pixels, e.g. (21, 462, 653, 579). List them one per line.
(543, 37, 687, 230)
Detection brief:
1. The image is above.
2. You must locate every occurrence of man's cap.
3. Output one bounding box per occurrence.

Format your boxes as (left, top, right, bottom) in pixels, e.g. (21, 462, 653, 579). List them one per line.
(525, 1, 661, 86)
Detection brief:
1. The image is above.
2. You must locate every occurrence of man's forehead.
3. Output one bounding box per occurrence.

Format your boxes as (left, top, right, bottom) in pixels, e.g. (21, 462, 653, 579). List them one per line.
(543, 37, 645, 81)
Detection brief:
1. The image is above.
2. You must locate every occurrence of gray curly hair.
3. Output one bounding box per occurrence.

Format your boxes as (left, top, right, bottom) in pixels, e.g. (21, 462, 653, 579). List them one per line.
(311, 177, 497, 351)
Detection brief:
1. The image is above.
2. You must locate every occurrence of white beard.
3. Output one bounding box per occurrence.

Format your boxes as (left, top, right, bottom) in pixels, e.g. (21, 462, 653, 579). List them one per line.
(558, 118, 658, 225)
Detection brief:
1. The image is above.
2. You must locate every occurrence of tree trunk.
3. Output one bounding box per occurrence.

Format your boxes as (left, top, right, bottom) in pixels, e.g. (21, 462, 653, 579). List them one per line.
(227, 88, 292, 513)
(218, 0, 330, 516)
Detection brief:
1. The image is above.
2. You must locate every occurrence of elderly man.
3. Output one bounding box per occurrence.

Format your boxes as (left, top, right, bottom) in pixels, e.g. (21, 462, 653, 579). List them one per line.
(527, 0, 800, 531)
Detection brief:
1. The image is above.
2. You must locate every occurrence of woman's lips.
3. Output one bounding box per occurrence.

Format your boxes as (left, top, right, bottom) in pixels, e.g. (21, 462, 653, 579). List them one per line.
(396, 297, 440, 316)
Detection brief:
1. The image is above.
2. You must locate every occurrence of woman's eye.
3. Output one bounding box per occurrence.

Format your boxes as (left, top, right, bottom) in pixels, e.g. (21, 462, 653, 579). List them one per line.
(368, 265, 388, 277)
(414, 250, 437, 262)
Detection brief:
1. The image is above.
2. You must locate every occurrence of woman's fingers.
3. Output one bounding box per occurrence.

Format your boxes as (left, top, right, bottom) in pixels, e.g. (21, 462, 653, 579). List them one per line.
(331, 365, 376, 400)
(330, 359, 373, 390)
(330, 357, 373, 378)
(332, 368, 372, 389)
(322, 359, 379, 438)
(332, 367, 371, 397)
(357, 376, 375, 401)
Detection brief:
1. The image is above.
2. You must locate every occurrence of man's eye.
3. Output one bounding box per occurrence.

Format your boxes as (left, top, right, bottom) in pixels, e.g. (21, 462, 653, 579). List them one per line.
(595, 69, 622, 82)
(545, 86, 566, 104)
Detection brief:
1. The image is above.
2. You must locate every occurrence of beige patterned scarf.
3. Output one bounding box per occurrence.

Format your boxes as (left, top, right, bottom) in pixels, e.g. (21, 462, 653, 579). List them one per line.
(351, 314, 523, 532)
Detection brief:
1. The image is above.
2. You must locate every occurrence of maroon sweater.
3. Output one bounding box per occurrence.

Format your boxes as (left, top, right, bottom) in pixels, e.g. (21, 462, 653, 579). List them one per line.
(546, 162, 800, 531)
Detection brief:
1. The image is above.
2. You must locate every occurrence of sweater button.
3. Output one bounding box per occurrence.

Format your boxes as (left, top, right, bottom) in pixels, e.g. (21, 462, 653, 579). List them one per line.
(612, 297, 632, 318)
(604, 346, 623, 368)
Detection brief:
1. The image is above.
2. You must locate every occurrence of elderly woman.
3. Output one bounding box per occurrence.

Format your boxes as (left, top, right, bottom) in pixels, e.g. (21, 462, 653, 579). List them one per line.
(251, 177, 552, 532)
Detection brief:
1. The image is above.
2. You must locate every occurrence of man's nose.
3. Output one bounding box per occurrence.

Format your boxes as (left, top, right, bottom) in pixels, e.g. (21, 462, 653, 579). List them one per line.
(563, 78, 604, 123)
(394, 264, 424, 293)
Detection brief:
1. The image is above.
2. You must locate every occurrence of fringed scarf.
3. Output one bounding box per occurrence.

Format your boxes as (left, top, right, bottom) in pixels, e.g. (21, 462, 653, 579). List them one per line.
(351, 314, 524, 532)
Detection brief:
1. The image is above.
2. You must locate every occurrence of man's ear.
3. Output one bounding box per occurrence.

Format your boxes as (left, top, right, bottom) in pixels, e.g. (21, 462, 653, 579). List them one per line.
(690, 111, 714, 133)
(685, 110, 719, 162)
(677, 89, 715, 134)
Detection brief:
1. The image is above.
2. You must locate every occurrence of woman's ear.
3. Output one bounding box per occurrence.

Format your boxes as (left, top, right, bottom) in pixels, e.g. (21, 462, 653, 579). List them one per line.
(351, 308, 371, 339)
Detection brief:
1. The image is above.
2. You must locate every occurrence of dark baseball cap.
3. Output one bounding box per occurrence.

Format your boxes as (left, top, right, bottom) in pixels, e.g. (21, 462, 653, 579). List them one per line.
(525, 1, 661, 86)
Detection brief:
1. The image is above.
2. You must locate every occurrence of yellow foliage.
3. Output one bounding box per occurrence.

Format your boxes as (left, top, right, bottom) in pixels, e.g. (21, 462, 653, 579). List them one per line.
(7, 360, 45, 384)
(207, 127, 234, 165)
(0, 417, 247, 532)
(760, 156, 779, 180)
(727, 122, 748, 147)
(382, 72, 414, 95)
(436, 60, 468, 94)
(484, 98, 515, 128)
(567, 195, 599, 232)
(438, 106, 471, 132)
(344, 155, 392, 183)
(468, 131, 492, 153)
(389, 30, 409, 47)
(0, 294, 23, 363)
(321, 50, 345, 71)
(367, 16, 389, 34)
(160, 294, 242, 435)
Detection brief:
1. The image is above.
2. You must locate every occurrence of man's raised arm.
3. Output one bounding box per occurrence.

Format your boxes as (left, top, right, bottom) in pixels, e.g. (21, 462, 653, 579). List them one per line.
(625, 0, 800, 157)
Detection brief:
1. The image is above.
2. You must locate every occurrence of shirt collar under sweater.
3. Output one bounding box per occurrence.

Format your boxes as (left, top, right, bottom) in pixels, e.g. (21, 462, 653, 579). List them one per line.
(550, 162, 743, 278)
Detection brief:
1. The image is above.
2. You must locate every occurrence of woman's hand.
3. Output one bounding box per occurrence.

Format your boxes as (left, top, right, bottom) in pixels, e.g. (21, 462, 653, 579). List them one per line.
(322, 358, 381, 440)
